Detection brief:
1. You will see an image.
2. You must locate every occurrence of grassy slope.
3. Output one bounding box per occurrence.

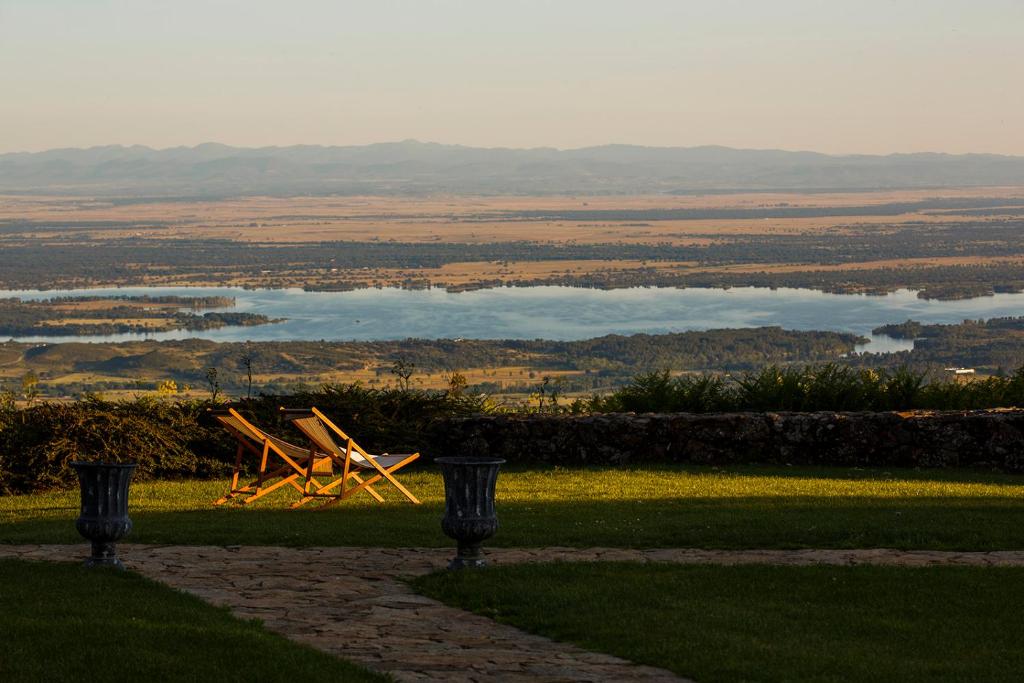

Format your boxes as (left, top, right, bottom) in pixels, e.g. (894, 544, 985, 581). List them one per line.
(2, 465, 1023, 549)
(0, 559, 386, 681)
(413, 562, 1024, 682)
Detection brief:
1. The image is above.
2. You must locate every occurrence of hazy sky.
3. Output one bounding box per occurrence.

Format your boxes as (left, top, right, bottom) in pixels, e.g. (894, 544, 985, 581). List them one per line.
(1, 0, 1021, 155)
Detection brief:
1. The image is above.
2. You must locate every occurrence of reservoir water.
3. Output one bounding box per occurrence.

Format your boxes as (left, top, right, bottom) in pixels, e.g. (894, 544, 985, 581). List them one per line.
(3, 285, 1024, 353)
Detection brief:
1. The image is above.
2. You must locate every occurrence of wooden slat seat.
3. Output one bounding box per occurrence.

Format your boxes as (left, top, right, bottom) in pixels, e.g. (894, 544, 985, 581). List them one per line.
(211, 408, 333, 507)
(281, 407, 421, 506)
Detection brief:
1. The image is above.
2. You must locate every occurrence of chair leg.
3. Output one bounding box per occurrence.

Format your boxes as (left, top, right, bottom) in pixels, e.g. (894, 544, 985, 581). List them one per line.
(350, 472, 386, 502)
(229, 443, 244, 490)
(290, 494, 318, 509)
(214, 444, 247, 505)
(365, 454, 422, 504)
(378, 468, 420, 504)
(323, 460, 420, 506)
(214, 491, 239, 505)
(255, 441, 271, 492)
(216, 461, 295, 505)
(315, 472, 385, 509)
(288, 475, 334, 508)
(241, 474, 301, 504)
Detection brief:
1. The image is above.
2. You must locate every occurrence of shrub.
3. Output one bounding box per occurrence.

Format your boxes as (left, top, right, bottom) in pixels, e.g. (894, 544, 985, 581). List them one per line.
(4, 368, 1024, 495)
(0, 385, 500, 495)
(240, 384, 499, 454)
(587, 364, 1024, 414)
(0, 396, 229, 494)
(591, 371, 733, 413)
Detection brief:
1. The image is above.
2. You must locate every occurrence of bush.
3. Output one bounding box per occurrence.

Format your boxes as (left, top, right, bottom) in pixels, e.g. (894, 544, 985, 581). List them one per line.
(0, 397, 228, 494)
(587, 365, 1024, 414)
(590, 371, 733, 413)
(261, 384, 497, 454)
(4, 369, 1024, 495)
(0, 385, 499, 495)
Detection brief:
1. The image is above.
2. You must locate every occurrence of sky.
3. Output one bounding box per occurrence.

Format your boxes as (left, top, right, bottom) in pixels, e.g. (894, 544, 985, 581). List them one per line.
(1, 0, 1022, 155)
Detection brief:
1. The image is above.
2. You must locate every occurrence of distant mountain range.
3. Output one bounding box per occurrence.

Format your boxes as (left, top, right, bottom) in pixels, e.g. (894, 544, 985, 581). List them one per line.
(2, 140, 1024, 196)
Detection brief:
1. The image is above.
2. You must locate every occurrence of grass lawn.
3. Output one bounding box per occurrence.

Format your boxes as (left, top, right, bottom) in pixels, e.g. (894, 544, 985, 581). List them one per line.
(2, 465, 1023, 549)
(0, 559, 386, 682)
(413, 562, 1024, 682)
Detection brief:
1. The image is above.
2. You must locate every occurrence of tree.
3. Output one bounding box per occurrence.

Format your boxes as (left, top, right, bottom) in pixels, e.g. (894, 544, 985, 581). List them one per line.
(389, 358, 417, 391)
(205, 367, 221, 402)
(157, 379, 179, 396)
(445, 370, 468, 397)
(240, 346, 255, 400)
(21, 371, 39, 406)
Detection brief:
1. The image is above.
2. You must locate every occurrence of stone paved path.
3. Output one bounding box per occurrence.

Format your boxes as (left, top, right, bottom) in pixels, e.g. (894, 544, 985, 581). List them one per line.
(4, 544, 1024, 682)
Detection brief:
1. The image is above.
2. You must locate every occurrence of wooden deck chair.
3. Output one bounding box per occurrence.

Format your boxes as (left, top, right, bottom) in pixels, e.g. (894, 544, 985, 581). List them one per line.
(281, 407, 421, 506)
(210, 408, 333, 508)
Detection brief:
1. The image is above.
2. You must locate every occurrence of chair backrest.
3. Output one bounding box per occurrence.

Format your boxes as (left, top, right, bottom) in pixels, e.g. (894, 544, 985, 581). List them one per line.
(210, 408, 311, 461)
(210, 409, 263, 445)
(281, 408, 371, 464)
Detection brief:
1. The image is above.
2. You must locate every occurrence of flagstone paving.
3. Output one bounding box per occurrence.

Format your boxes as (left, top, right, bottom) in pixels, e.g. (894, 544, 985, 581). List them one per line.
(4, 544, 1024, 682)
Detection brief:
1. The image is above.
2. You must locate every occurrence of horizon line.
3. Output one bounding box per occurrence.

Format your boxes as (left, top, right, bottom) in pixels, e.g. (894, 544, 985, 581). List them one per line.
(3, 140, 1023, 160)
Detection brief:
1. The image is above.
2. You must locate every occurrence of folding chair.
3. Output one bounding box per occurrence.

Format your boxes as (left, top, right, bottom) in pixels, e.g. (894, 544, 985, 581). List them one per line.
(210, 407, 333, 508)
(281, 407, 421, 506)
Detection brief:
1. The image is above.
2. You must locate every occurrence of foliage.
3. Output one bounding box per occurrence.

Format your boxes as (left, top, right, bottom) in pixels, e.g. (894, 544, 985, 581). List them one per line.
(20, 371, 39, 405)
(527, 375, 567, 414)
(0, 385, 498, 494)
(444, 370, 468, 397)
(6, 364, 1024, 494)
(589, 370, 732, 413)
(2, 326, 865, 398)
(588, 364, 1024, 413)
(204, 367, 221, 401)
(265, 383, 498, 454)
(388, 357, 417, 391)
(157, 379, 179, 395)
(12, 315, 1024, 400)
(864, 316, 1024, 371)
(0, 396, 227, 493)
(240, 345, 254, 400)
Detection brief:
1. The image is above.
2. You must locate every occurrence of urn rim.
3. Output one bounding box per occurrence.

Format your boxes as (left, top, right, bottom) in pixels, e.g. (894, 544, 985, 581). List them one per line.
(69, 460, 139, 470)
(435, 457, 506, 466)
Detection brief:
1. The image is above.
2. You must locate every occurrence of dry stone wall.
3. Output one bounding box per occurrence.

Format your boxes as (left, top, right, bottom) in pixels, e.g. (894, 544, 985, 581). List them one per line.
(429, 410, 1024, 471)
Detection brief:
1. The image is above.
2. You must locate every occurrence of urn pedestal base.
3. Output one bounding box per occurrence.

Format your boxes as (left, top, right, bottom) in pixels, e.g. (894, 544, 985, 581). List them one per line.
(437, 456, 504, 570)
(84, 541, 125, 569)
(71, 461, 137, 571)
(449, 542, 489, 570)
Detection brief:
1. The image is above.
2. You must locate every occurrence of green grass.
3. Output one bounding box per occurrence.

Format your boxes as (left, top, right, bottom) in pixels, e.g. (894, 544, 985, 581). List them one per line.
(412, 562, 1024, 682)
(0, 559, 386, 681)
(2, 465, 1023, 549)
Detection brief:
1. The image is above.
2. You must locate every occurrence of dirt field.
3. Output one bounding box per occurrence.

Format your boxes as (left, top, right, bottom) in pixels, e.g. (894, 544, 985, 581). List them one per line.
(3, 188, 1024, 292)
(8, 358, 582, 403)
(4, 188, 1024, 244)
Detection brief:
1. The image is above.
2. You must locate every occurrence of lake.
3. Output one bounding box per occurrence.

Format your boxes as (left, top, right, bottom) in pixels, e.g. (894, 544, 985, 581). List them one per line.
(3, 285, 1024, 353)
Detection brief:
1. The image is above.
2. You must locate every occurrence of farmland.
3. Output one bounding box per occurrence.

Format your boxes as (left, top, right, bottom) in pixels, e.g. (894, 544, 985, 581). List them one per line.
(0, 328, 864, 399)
(2, 189, 1024, 298)
(4, 188, 1024, 399)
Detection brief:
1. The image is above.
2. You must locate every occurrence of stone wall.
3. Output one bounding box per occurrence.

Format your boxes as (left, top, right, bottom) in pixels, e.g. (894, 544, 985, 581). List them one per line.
(429, 410, 1024, 471)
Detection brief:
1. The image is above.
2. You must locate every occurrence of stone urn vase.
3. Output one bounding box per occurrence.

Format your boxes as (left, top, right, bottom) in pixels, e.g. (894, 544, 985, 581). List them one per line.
(70, 461, 137, 569)
(437, 456, 505, 569)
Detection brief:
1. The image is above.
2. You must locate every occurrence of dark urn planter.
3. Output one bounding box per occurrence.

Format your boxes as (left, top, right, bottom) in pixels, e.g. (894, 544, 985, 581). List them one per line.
(70, 461, 137, 569)
(437, 456, 505, 569)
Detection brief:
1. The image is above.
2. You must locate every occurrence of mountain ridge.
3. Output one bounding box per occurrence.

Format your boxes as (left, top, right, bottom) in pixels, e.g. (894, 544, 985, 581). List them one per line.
(2, 140, 1023, 196)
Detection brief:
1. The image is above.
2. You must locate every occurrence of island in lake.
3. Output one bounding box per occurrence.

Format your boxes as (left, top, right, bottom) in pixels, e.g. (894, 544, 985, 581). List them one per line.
(0, 295, 279, 337)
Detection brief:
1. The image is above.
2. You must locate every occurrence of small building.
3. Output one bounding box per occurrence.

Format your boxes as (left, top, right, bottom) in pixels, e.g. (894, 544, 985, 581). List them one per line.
(944, 367, 976, 376)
